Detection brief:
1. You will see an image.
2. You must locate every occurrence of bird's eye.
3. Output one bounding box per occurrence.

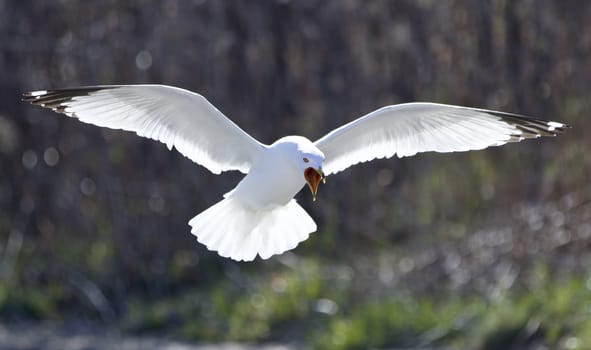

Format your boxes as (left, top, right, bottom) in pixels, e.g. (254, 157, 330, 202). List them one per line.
(303, 157, 309, 163)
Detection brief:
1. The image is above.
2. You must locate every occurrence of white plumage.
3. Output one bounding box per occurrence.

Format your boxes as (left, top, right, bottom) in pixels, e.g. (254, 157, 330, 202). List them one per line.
(24, 85, 568, 261)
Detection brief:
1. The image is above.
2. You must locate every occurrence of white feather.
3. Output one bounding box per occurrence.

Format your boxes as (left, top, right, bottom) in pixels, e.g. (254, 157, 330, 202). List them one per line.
(27, 85, 265, 174)
(315, 102, 564, 175)
(189, 197, 316, 261)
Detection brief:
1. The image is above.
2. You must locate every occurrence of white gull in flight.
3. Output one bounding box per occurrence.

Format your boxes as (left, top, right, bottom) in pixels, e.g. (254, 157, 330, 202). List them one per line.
(23, 85, 569, 261)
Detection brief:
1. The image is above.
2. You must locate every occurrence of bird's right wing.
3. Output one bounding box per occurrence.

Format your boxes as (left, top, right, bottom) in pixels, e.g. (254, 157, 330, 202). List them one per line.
(23, 85, 266, 174)
(315, 102, 568, 175)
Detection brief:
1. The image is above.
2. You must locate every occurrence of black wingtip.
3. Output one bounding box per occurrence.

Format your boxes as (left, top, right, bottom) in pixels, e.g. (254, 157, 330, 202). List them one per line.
(22, 87, 106, 109)
(22, 91, 45, 103)
(484, 110, 570, 139)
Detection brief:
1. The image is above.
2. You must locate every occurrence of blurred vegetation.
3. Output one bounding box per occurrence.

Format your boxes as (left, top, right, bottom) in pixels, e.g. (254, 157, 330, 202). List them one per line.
(1, 0, 590, 349)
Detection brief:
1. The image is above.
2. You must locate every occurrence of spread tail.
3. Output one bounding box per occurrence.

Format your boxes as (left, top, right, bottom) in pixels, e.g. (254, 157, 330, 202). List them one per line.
(189, 197, 316, 261)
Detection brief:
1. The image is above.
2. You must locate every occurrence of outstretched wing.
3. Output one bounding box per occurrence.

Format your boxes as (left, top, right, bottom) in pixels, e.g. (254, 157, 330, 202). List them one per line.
(23, 85, 266, 174)
(315, 102, 569, 175)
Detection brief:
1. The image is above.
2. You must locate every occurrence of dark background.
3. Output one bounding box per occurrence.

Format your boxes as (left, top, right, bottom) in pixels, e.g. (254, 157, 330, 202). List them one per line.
(0, 1, 589, 349)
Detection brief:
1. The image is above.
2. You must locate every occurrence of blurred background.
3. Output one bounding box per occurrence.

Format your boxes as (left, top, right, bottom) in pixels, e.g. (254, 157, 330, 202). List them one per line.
(1, 0, 590, 349)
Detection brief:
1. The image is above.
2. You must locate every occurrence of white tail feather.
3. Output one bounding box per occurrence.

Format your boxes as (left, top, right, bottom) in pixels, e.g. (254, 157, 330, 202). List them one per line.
(189, 197, 316, 261)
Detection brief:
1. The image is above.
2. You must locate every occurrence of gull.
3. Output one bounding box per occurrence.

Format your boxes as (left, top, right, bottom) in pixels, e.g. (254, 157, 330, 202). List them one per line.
(23, 85, 569, 261)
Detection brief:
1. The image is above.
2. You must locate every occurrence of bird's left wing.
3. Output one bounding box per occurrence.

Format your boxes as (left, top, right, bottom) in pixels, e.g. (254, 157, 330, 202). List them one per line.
(23, 85, 266, 174)
(315, 102, 568, 175)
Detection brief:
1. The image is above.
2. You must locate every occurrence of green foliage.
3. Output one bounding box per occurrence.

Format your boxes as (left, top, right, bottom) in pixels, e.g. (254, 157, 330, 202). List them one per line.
(92, 259, 591, 349)
(311, 298, 468, 349)
(122, 259, 336, 341)
(311, 273, 591, 350)
(2, 252, 591, 349)
(0, 280, 65, 320)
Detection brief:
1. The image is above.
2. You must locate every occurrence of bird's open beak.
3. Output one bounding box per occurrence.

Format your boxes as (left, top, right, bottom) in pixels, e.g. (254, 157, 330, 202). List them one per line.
(304, 167, 324, 201)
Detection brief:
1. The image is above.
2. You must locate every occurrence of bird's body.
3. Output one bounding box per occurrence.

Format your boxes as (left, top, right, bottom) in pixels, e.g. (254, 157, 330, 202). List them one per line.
(230, 136, 324, 210)
(23, 84, 569, 261)
(189, 136, 325, 260)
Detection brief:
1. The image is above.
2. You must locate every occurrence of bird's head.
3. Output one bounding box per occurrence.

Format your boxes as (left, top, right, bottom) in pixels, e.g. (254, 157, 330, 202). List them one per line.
(296, 151, 325, 202)
(273, 136, 326, 201)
